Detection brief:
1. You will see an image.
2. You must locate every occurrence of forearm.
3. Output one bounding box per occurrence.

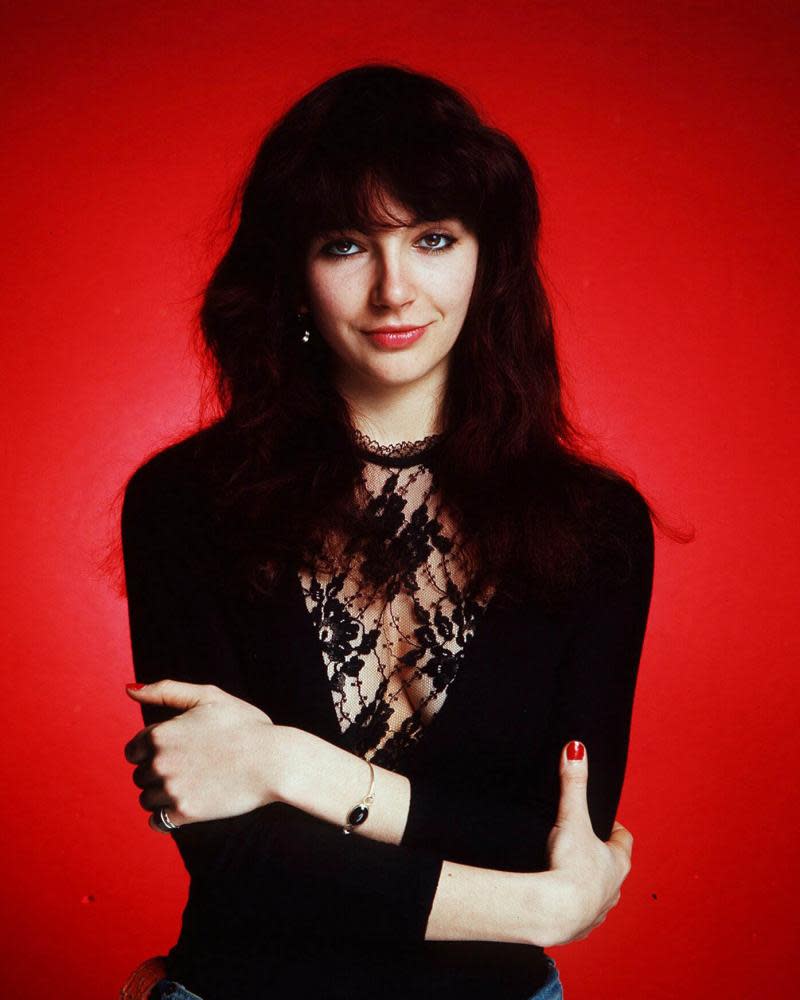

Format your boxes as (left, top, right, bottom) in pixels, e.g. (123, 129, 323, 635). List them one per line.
(425, 861, 547, 944)
(274, 725, 411, 845)
(427, 860, 583, 947)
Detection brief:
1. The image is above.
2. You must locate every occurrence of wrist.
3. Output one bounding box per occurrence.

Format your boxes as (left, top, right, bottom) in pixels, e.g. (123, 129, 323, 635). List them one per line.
(266, 726, 411, 845)
(264, 724, 304, 807)
(524, 871, 575, 948)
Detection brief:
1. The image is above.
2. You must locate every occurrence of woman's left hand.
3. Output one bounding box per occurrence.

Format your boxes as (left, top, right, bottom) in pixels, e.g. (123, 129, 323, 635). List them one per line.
(124, 680, 286, 830)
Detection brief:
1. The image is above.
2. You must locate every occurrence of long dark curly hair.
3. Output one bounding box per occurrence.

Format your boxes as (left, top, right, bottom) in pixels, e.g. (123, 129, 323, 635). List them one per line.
(190, 62, 662, 612)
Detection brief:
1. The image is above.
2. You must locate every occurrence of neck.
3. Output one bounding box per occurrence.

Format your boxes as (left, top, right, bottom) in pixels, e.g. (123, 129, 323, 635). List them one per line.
(334, 358, 448, 445)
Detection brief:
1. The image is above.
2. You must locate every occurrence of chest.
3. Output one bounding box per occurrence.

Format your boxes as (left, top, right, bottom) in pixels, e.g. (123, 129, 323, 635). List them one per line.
(295, 460, 497, 763)
(297, 535, 494, 763)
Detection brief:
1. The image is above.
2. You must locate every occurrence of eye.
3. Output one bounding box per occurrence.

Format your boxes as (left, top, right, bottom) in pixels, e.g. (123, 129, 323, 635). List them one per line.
(416, 232, 457, 254)
(321, 238, 362, 258)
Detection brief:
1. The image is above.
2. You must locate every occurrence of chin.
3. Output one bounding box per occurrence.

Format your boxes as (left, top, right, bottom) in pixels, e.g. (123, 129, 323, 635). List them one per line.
(367, 357, 443, 387)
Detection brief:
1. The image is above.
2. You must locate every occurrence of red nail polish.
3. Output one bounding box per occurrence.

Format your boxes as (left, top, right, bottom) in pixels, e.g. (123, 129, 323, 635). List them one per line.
(567, 741, 585, 761)
(126, 683, 145, 691)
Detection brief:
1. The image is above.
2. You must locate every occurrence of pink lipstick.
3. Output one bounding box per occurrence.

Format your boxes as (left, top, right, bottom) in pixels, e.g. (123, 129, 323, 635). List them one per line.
(364, 322, 431, 350)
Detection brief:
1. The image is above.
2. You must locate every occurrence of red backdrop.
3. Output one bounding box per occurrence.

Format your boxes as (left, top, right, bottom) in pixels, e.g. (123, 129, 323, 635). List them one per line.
(2, 2, 797, 997)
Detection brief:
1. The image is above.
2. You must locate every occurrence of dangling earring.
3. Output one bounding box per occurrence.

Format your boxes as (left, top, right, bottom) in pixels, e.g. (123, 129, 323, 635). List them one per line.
(297, 312, 311, 344)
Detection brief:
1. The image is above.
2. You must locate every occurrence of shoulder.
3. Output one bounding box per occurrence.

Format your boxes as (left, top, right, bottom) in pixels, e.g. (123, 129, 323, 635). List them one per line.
(121, 425, 224, 542)
(575, 464, 655, 591)
(592, 468, 653, 544)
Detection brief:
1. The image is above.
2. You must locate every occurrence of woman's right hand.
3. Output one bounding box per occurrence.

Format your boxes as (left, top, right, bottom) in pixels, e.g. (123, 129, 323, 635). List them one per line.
(529, 740, 634, 948)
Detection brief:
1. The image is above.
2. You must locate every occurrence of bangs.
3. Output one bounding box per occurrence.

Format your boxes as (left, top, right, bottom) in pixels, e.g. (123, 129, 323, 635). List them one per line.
(292, 160, 482, 246)
(271, 79, 490, 250)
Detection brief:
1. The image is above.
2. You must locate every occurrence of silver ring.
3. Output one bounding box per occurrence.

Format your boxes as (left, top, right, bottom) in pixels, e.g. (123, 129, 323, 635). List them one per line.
(154, 806, 180, 832)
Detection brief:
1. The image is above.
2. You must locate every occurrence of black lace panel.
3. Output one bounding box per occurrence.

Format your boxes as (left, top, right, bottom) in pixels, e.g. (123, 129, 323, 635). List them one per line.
(298, 440, 495, 768)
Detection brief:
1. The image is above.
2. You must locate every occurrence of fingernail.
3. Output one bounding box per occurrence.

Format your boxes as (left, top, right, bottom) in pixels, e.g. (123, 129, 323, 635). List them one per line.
(126, 683, 145, 691)
(567, 741, 585, 761)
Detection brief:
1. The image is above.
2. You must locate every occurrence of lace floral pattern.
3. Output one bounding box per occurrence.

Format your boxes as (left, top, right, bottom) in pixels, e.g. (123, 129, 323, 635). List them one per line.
(352, 428, 443, 460)
(299, 437, 494, 767)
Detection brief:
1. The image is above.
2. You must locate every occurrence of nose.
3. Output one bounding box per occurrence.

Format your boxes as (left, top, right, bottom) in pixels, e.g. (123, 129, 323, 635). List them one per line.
(370, 246, 416, 311)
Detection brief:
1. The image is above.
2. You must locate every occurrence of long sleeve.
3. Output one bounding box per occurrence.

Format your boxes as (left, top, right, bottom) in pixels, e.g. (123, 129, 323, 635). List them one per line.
(536, 482, 655, 843)
(120, 452, 445, 948)
(401, 478, 655, 866)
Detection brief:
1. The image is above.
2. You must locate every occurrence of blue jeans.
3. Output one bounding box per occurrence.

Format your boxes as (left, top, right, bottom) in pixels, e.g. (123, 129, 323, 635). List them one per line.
(150, 982, 203, 1000)
(530, 956, 564, 999)
(151, 957, 563, 1000)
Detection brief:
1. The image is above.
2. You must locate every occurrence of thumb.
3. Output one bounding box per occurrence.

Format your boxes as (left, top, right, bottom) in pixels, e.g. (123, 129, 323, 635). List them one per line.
(554, 740, 591, 829)
(125, 679, 210, 711)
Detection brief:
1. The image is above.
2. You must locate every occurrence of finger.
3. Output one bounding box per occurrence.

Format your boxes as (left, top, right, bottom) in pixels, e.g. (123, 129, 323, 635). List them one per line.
(607, 829, 634, 881)
(123, 723, 159, 764)
(555, 740, 592, 829)
(138, 785, 173, 812)
(125, 679, 214, 711)
(131, 762, 161, 789)
(607, 821, 634, 860)
(610, 820, 634, 858)
(148, 808, 184, 834)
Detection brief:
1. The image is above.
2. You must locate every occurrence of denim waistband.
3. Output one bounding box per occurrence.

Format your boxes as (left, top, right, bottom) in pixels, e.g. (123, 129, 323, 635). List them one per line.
(150, 956, 563, 1000)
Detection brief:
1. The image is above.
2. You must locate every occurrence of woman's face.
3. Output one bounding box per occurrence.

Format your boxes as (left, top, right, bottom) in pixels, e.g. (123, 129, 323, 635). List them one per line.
(301, 196, 479, 396)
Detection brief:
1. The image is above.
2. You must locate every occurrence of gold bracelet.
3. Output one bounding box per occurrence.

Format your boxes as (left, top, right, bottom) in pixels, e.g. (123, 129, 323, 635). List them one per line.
(342, 760, 376, 835)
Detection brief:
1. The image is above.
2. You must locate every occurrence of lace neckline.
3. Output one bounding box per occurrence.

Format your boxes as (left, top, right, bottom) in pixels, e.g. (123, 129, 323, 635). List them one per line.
(353, 428, 443, 468)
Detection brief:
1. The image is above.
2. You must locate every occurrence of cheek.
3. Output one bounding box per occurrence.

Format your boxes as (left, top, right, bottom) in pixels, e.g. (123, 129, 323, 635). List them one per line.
(307, 271, 359, 328)
(438, 257, 478, 315)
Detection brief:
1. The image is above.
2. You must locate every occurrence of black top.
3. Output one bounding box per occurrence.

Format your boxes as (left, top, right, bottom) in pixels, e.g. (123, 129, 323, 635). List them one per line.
(120, 429, 655, 1000)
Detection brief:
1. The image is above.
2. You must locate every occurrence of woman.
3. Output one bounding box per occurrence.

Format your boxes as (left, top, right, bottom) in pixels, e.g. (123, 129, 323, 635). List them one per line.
(120, 63, 654, 1000)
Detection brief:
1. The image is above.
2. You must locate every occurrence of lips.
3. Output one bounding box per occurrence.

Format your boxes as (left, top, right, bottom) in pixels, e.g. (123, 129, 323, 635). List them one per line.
(363, 322, 432, 350)
(365, 323, 432, 335)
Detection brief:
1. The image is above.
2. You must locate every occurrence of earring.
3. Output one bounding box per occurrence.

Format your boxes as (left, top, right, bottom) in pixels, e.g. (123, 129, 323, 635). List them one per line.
(297, 312, 311, 344)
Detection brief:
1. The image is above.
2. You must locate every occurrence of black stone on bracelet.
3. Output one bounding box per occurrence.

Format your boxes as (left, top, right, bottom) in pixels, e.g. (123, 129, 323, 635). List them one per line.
(342, 760, 375, 835)
(347, 805, 369, 827)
